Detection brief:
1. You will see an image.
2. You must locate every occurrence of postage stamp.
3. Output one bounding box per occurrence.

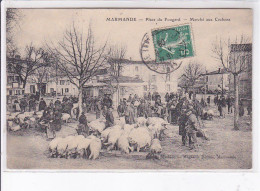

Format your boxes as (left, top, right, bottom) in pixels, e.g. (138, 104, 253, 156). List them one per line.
(151, 24, 194, 62)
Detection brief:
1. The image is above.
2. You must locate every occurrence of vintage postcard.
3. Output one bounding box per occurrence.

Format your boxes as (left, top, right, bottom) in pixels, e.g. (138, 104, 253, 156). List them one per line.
(4, 8, 252, 169)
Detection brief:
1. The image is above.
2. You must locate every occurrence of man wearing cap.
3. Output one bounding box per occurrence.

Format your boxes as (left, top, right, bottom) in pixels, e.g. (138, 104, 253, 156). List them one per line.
(125, 102, 135, 124)
(185, 109, 199, 150)
(39, 98, 47, 111)
(117, 100, 125, 117)
(105, 107, 114, 128)
(95, 99, 102, 119)
(78, 111, 89, 137)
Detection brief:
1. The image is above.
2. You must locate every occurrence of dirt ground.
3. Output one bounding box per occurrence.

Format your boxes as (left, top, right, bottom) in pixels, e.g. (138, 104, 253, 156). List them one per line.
(6, 104, 252, 170)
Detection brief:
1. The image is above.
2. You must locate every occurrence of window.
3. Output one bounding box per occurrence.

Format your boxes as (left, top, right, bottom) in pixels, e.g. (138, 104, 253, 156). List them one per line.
(65, 88, 69, 93)
(66, 80, 70, 85)
(60, 80, 65, 85)
(143, 85, 147, 91)
(135, 66, 139, 72)
(206, 76, 209, 82)
(50, 88, 54, 93)
(30, 85, 35, 93)
(9, 90, 12, 95)
(15, 76, 20, 82)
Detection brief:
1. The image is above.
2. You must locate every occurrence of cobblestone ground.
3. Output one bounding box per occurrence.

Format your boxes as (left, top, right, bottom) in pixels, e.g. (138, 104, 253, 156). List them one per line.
(6, 104, 252, 169)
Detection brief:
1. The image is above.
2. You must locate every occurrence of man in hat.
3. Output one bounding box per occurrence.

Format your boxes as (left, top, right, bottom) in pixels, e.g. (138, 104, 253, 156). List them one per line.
(20, 96, 28, 112)
(117, 100, 125, 117)
(39, 98, 47, 111)
(29, 97, 36, 112)
(125, 102, 135, 124)
(185, 109, 199, 150)
(78, 111, 89, 137)
(178, 107, 189, 146)
(95, 99, 102, 119)
(137, 99, 146, 117)
(105, 107, 114, 128)
(54, 98, 62, 112)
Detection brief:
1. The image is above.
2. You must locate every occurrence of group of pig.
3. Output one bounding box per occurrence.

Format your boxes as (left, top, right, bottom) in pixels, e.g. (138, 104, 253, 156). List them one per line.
(48, 116, 168, 160)
(48, 135, 102, 159)
(6, 111, 71, 132)
(90, 116, 168, 155)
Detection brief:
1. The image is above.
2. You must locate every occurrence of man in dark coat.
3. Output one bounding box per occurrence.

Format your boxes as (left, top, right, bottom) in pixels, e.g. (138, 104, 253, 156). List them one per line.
(95, 99, 102, 119)
(165, 93, 169, 103)
(178, 108, 189, 146)
(148, 92, 152, 101)
(20, 97, 28, 112)
(51, 109, 62, 131)
(105, 107, 114, 128)
(137, 100, 146, 117)
(54, 98, 62, 112)
(207, 96, 211, 105)
(117, 100, 125, 117)
(62, 95, 68, 103)
(78, 111, 89, 136)
(39, 98, 47, 111)
(125, 102, 136, 124)
(29, 98, 36, 112)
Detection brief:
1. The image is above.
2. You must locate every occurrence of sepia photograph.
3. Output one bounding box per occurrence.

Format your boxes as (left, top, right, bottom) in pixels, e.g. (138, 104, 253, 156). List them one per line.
(4, 8, 252, 169)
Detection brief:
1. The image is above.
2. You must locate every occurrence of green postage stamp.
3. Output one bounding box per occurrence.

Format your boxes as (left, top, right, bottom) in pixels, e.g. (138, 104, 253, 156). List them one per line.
(152, 24, 194, 62)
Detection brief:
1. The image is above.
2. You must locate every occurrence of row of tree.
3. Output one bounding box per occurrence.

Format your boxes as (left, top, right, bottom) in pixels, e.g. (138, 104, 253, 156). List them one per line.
(6, 9, 251, 130)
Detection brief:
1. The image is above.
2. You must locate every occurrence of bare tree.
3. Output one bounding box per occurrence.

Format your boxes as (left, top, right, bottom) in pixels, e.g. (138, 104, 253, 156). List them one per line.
(7, 44, 50, 89)
(106, 45, 127, 106)
(212, 35, 251, 130)
(33, 64, 54, 97)
(6, 8, 22, 56)
(181, 61, 204, 92)
(47, 24, 109, 113)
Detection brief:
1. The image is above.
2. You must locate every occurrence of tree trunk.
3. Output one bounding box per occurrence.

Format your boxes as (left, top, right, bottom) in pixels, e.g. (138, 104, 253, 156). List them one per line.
(78, 86, 83, 116)
(117, 83, 120, 107)
(234, 74, 239, 130)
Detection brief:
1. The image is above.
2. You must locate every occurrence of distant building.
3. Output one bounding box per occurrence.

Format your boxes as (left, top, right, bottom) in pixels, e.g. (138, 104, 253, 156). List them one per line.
(6, 55, 25, 96)
(203, 68, 229, 94)
(228, 43, 252, 100)
(178, 68, 229, 94)
(120, 60, 178, 97)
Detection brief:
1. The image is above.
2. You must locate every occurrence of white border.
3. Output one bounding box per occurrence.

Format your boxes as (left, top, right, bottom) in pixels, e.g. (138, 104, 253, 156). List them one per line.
(1, 0, 259, 174)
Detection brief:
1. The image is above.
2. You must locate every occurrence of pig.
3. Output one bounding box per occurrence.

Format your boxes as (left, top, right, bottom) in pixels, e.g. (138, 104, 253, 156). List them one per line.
(122, 124, 135, 136)
(117, 133, 133, 154)
(114, 117, 126, 127)
(150, 138, 162, 154)
(61, 113, 71, 123)
(56, 136, 74, 158)
(66, 135, 85, 158)
(100, 125, 122, 143)
(77, 137, 94, 158)
(106, 128, 123, 151)
(49, 137, 63, 157)
(128, 127, 151, 152)
(89, 137, 102, 160)
(88, 119, 106, 134)
(136, 117, 147, 127)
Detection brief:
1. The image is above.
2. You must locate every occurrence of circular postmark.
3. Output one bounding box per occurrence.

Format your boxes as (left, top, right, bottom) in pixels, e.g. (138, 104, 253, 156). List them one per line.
(140, 25, 193, 74)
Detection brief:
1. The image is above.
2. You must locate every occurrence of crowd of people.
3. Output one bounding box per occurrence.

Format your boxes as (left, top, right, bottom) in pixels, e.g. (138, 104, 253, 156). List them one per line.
(9, 90, 251, 149)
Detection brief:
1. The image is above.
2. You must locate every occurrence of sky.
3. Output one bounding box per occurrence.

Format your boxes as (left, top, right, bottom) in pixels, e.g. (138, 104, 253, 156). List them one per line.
(10, 9, 253, 76)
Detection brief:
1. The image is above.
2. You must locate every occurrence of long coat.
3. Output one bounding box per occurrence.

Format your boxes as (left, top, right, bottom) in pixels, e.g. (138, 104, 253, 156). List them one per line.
(125, 105, 135, 124)
(105, 110, 114, 128)
(39, 100, 47, 111)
